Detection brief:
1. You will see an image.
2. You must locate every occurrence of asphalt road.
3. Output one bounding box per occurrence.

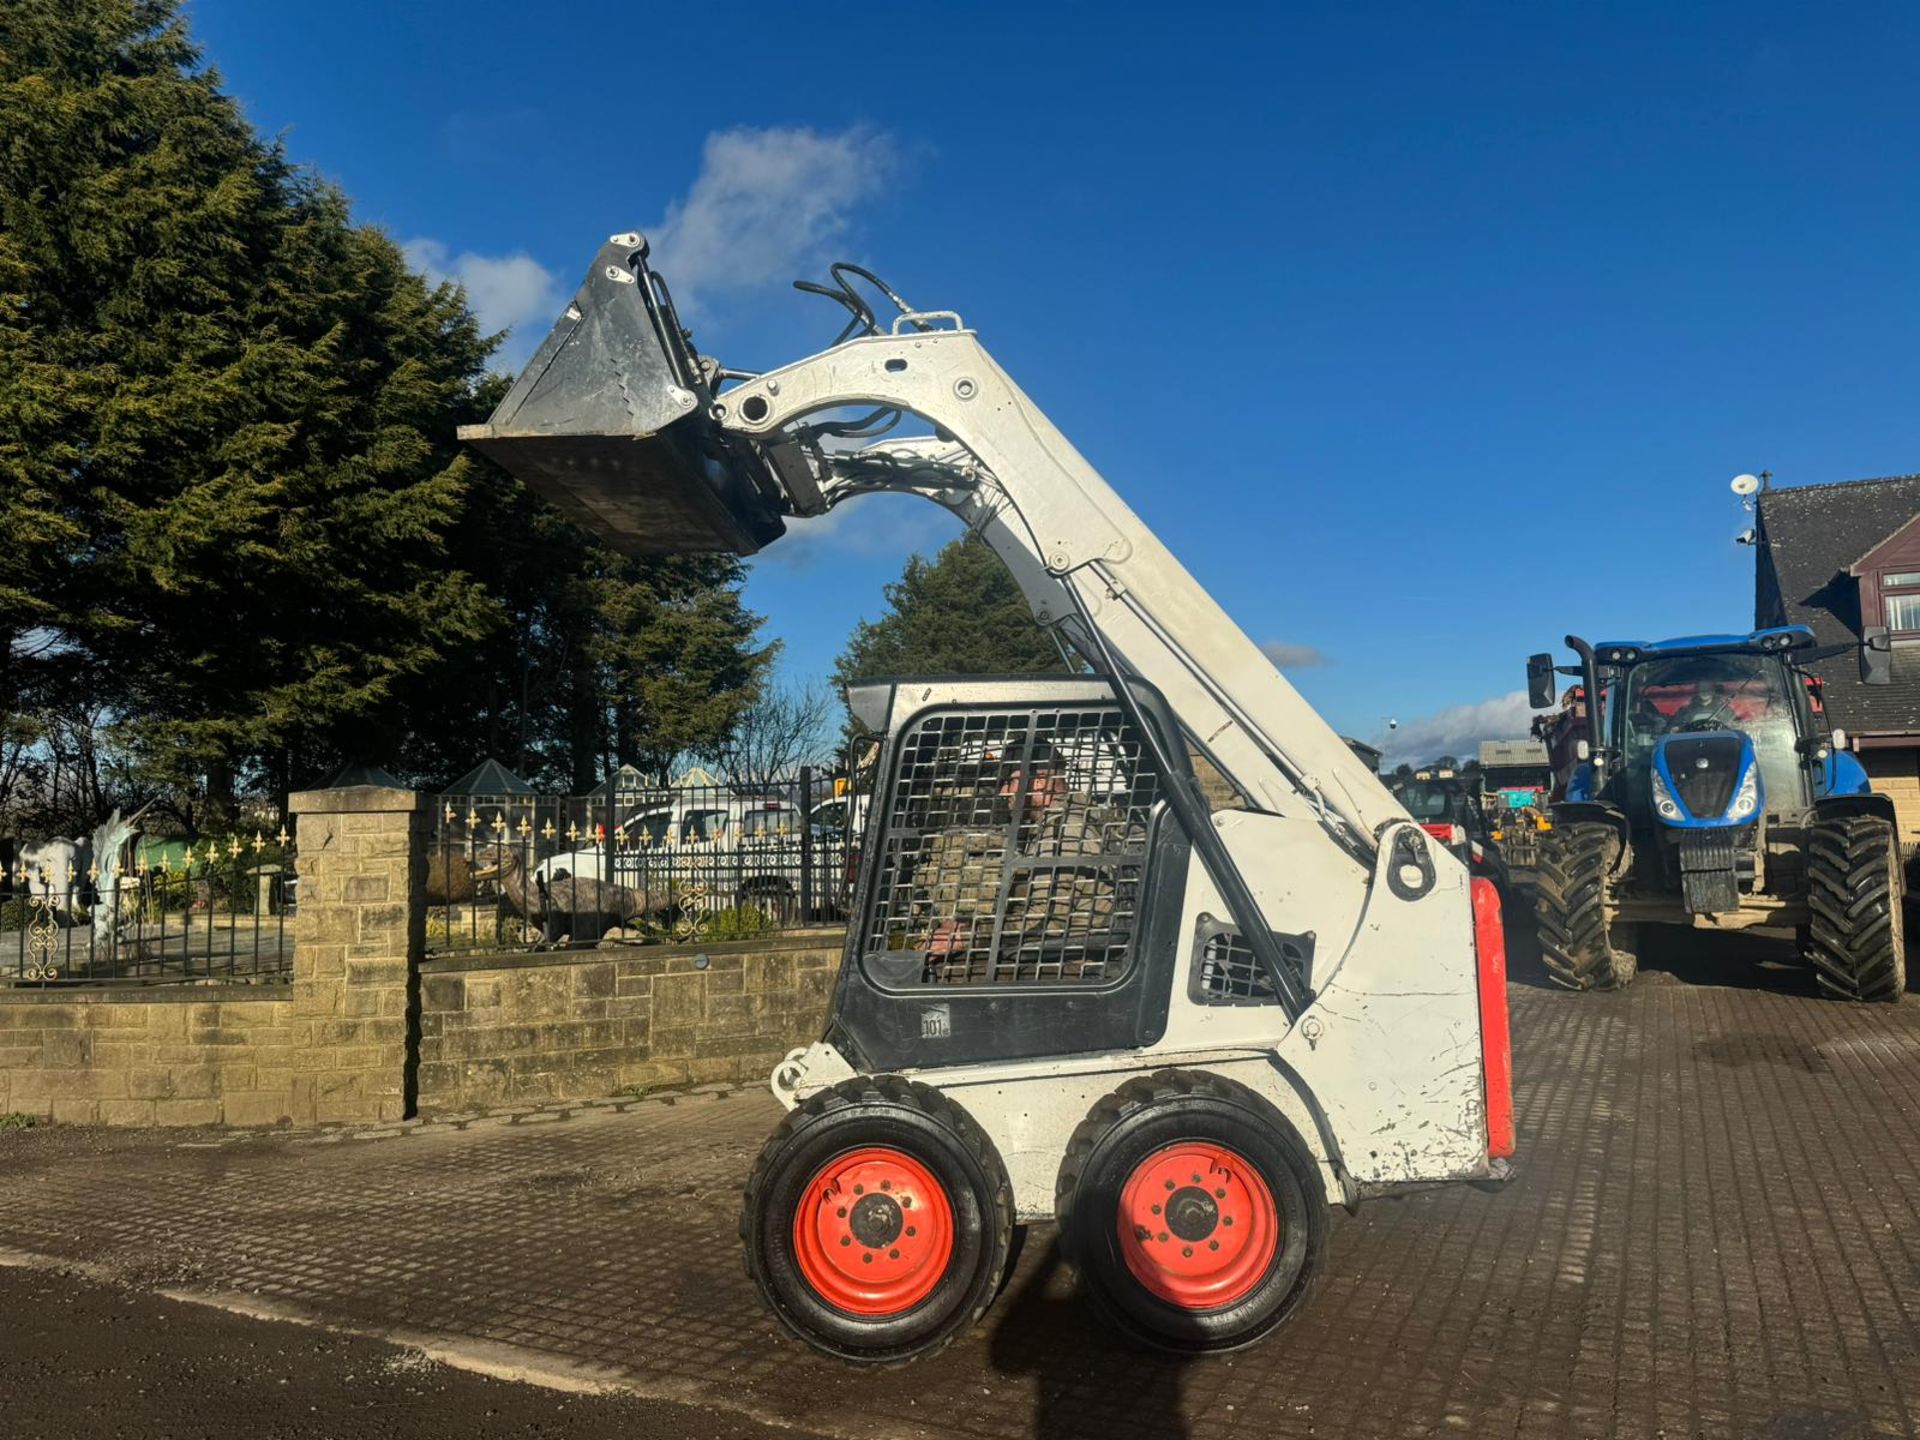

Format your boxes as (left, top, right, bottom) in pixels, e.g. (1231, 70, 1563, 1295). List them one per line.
(0, 1263, 797, 1440)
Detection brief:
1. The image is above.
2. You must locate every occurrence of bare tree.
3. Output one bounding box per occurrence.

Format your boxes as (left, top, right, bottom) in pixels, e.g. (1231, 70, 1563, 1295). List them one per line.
(704, 681, 840, 792)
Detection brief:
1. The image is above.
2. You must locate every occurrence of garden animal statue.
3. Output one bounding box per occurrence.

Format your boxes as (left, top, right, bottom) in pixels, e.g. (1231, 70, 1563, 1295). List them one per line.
(472, 846, 653, 946)
(18, 837, 86, 918)
(425, 851, 476, 906)
(86, 802, 154, 954)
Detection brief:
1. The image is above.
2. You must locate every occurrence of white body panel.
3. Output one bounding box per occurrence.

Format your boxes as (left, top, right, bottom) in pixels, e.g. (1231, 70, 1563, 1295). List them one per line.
(774, 809, 1488, 1221)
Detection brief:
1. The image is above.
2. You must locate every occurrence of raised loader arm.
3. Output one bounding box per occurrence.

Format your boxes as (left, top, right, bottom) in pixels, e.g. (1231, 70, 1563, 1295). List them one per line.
(461, 235, 1413, 874)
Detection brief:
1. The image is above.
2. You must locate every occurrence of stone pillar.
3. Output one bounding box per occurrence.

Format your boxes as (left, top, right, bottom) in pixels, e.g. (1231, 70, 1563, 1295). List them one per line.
(286, 785, 430, 1125)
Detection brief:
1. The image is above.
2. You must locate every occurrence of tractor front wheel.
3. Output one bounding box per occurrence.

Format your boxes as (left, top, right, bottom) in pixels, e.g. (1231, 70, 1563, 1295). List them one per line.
(1535, 821, 1637, 991)
(1055, 1069, 1324, 1353)
(740, 1076, 1013, 1365)
(1803, 814, 1906, 1003)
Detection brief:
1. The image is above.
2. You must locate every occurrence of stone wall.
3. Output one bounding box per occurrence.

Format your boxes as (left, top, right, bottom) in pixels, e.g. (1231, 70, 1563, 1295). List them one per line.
(1, 786, 843, 1127)
(0, 784, 429, 1128)
(416, 929, 843, 1112)
(285, 785, 431, 1124)
(0, 986, 297, 1126)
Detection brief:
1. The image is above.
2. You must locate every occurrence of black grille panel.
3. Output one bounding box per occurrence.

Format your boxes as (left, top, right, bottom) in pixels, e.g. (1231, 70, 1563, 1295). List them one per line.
(860, 705, 1161, 986)
(1663, 735, 1745, 817)
(1189, 921, 1311, 1006)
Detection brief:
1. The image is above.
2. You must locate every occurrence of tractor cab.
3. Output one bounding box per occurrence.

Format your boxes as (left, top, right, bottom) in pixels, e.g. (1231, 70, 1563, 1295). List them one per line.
(1523, 625, 1904, 1000)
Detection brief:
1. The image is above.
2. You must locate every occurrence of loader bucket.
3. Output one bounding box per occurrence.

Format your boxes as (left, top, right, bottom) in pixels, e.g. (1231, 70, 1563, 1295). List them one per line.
(457, 234, 789, 555)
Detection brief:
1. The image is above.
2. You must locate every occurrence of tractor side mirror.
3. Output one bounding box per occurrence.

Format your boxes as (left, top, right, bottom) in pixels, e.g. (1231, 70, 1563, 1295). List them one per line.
(1526, 652, 1557, 709)
(1862, 626, 1893, 686)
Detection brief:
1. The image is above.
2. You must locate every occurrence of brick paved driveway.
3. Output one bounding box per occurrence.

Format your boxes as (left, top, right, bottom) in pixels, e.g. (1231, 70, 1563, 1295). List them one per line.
(4, 932, 1920, 1439)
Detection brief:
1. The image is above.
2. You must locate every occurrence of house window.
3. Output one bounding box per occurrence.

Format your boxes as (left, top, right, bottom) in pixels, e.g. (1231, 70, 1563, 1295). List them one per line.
(1883, 572, 1920, 633)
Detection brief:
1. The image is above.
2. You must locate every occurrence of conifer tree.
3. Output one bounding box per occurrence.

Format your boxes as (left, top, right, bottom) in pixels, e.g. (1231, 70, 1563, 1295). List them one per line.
(0, 0, 771, 819)
(832, 536, 1070, 692)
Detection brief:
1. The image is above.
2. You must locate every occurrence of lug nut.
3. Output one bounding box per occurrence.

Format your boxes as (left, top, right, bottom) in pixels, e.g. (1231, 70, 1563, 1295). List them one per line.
(906, 1226, 916, 1237)
(889, 1249, 900, 1260)
(1210, 1240, 1220, 1251)
(840, 1236, 851, 1247)
(1182, 1246, 1193, 1258)
(837, 1207, 847, 1217)
(1164, 1180, 1175, 1192)
(1158, 1231, 1169, 1243)
(862, 1253, 873, 1264)
(1151, 1204, 1161, 1215)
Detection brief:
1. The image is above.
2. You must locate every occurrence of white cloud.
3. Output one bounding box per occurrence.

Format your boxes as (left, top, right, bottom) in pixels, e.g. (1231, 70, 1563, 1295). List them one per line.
(1377, 689, 1538, 770)
(403, 238, 566, 370)
(403, 122, 895, 372)
(647, 125, 896, 314)
(1260, 641, 1326, 670)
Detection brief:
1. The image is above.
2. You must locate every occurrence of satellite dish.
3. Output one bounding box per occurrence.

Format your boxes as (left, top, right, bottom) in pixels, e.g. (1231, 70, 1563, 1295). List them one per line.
(1730, 473, 1761, 497)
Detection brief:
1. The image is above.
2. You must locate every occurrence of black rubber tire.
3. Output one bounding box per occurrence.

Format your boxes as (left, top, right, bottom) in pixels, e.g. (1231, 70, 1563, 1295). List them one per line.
(1054, 1069, 1325, 1354)
(1535, 821, 1636, 991)
(1802, 814, 1906, 1003)
(740, 1075, 1014, 1365)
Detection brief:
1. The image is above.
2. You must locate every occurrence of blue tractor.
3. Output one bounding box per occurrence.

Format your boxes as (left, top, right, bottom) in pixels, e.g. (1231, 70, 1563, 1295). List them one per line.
(1525, 626, 1904, 1001)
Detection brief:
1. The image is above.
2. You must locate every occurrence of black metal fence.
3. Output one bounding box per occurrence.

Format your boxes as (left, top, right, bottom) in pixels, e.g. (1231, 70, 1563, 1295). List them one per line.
(1, 838, 296, 987)
(428, 765, 866, 956)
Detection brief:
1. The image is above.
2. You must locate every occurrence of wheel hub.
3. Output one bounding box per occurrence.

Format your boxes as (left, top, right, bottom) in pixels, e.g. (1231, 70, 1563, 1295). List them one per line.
(791, 1147, 954, 1316)
(1165, 1186, 1219, 1241)
(848, 1192, 905, 1248)
(1116, 1142, 1280, 1311)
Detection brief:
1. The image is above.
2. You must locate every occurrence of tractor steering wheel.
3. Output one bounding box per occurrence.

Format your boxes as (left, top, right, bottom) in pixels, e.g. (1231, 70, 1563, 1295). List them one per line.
(1674, 698, 1735, 733)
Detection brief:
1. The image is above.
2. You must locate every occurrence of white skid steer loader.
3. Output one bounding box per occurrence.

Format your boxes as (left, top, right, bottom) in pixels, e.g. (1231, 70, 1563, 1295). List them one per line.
(462, 236, 1515, 1363)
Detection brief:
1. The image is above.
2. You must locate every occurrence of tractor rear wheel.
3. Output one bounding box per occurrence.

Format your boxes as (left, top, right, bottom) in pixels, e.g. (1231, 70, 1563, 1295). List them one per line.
(1055, 1069, 1324, 1353)
(1802, 814, 1906, 1003)
(740, 1075, 1013, 1365)
(1534, 821, 1637, 991)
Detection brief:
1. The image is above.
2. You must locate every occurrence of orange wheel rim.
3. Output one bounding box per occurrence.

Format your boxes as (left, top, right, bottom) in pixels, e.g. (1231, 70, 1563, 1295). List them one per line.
(1116, 1142, 1279, 1310)
(792, 1147, 955, 1316)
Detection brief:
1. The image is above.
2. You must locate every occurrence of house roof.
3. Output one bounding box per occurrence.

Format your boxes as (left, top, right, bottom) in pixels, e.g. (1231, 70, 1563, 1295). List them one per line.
(441, 757, 535, 797)
(1756, 473, 1920, 733)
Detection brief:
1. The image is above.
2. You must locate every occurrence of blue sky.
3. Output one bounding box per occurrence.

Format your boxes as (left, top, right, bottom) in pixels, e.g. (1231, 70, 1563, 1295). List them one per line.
(189, 1, 1920, 764)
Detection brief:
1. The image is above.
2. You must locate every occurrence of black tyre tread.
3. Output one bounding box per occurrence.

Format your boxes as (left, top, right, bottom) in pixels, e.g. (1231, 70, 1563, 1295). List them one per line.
(1802, 814, 1906, 1003)
(738, 1074, 1014, 1367)
(1534, 822, 1631, 991)
(1052, 1067, 1326, 1352)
